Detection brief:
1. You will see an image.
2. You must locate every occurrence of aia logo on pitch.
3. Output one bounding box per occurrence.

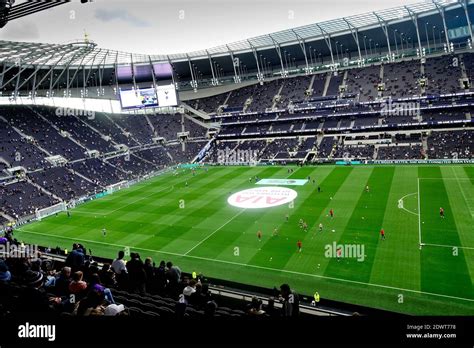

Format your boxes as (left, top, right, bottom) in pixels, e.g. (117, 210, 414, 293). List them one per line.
(227, 187, 297, 209)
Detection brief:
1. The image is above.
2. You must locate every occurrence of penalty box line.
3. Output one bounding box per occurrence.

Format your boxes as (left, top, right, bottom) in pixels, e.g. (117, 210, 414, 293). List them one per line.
(15, 228, 474, 304)
(418, 177, 474, 250)
(418, 178, 422, 246)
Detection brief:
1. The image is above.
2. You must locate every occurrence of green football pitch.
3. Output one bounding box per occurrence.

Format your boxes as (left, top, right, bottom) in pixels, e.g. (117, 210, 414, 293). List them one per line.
(14, 165, 474, 315)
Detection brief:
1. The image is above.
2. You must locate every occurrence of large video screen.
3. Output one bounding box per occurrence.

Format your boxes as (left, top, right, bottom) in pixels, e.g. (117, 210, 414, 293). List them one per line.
(119, 84, 178, 110)
(119, 88, 158, 109)
(156, 84, 178, 107)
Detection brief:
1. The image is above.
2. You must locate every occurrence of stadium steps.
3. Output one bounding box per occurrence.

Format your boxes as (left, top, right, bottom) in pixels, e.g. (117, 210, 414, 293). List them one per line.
(144, 114, 157, 137)
(181, 102, 211, 120)
(32, 109, 90, 153)
(101, 157, 131, 176)
(122, 151, 159, 170)
(322, 73, 331, 97)
(307, 73, 316, 93)
(460, 53, 468, 79)
(183, 113, 215, 131)
(75, 115, 118, 147)
(26, 177, 63, 202)
(316, 134, 324, 147)
(422, 135, 429, 154)
(420, 60, 426, 96)
(103, 114, 143, 146)
(67, 166, 96, 185)
(272, 81, 286, 109)
(223, 90, 232, 106)
(0, 117, 53, 159)
(373, 146, 379, 160)
(0, 211, 15, 223)
(341, 70, 349, 98)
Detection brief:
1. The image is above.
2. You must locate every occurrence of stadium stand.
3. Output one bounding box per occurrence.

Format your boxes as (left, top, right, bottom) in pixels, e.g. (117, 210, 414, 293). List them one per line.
(0, 242, 305, 318)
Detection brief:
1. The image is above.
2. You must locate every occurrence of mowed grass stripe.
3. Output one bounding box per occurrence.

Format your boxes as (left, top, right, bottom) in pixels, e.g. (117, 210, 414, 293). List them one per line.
(184, 166, 310, 260)
(205, 166, 332, 264)
(31, 168, 202, 229)
(442, 166, 474, 285)
(463, 166, 474, 185)
(245, 167, 353, 270)
(369, 166, 421, 292)
(418, 166, 474, 302)
(156, 166, 284, 254)
(169, 166, 291, 256)
(284, 167, 373, 276)
(80, 167, 232, 214)
(323, 167, 395, 283)
(23, 167, 248, 248)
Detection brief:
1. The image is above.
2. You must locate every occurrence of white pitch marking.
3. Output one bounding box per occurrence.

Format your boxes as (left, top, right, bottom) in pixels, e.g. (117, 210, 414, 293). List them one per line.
(15, 228, 474, 304)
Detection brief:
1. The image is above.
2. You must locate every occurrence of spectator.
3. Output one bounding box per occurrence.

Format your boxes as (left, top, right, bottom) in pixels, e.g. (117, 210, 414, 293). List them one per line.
(88, 273, 115, 304)
(247, 297, 265, 317)
(54, 266, 72, 296)
(69, 271, 88, 295)
(126, 253, 146, 294)
(17, 270, 52, 313)
(99, 263, 117, 288)
(154, 260, 167, 294)
(74, 284, 106, 316)
(143, 257, 155, 292)
(111, 250, 127, 275)
(166, 261, 181, 296)
(0, 259, 11, 283)
(104, 303, 126, 316)
(204, 300, 218, 317)
(279, 284, 299, 317)
(265, 297, 278, 317)
(183, 278, 197, 300)
(65, 243, 85, 271)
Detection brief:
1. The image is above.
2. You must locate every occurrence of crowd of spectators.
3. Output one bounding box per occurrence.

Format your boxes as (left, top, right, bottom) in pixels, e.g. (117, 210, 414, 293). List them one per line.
(0, 235, 301, 319)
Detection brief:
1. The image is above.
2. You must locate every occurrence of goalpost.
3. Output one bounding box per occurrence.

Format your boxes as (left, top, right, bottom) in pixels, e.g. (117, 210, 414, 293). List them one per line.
(106, 180, 129, 194)
(35, 202, 67, 221)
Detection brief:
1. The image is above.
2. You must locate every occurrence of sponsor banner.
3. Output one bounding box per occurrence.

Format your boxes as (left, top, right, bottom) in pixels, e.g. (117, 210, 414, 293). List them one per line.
(370, 159, 474, 164)
(227, 187, 297, 209)
(335, 161, 362, 165)
(256, 179, 308, 186)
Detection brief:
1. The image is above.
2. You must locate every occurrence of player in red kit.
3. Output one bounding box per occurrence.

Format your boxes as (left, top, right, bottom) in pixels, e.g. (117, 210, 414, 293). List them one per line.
(439, 207, 445, 219)
(380, 228, 385, 240)
(329, 209, 334, 219)
(297, 240, 302, 253)
(257, 230, 262, 241)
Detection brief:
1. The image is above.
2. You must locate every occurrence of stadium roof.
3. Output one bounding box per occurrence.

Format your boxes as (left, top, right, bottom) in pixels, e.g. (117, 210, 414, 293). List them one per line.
(0, 0, 473, 94)
(0, 0, 467, 67)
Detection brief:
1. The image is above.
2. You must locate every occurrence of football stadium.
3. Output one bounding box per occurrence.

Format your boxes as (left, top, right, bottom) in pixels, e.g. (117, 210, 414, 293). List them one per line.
(0, 0, 473, 345)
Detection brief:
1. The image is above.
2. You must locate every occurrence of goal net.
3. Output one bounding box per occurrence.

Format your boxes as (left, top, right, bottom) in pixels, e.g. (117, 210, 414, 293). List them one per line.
(35, 202, 67, 221)
(106, 180, 129, 194)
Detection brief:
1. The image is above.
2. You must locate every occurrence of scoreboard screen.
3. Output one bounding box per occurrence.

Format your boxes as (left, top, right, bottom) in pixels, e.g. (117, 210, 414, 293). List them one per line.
(119, 84, 178, 110)
(119, 88, 158, 109)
